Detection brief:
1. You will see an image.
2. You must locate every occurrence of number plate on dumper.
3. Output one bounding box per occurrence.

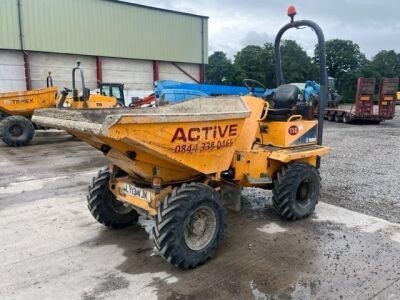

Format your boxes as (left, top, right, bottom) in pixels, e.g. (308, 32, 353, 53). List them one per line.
(123, 184, 151, 202)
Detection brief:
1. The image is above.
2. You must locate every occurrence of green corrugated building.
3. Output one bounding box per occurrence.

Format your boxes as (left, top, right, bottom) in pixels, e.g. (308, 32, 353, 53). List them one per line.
(0, 0, 208, 100)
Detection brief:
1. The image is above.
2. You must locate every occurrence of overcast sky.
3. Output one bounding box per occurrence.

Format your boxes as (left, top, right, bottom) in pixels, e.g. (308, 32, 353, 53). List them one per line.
(127, 0, 400, 59)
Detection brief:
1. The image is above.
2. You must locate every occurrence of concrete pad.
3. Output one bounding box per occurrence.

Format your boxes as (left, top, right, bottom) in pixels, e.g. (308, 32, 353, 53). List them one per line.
(0, 131, 399, 300)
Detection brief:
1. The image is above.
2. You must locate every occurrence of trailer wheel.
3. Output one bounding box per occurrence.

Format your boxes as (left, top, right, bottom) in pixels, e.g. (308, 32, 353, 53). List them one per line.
(327, 112, 335, 121)
(342, 113, 351, 123)
(153, 183, 224, 269)
(272, 163, 320, 220)
(0, 116, 34, 147)
(87, 168, 138, 229)
(334, 113, 342, 122)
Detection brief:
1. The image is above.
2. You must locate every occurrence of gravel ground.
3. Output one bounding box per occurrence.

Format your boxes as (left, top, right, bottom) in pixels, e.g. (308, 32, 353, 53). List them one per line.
(320, 115, 400, 223)
(241, 115, 400, 223)
(1, 120, 400, 299)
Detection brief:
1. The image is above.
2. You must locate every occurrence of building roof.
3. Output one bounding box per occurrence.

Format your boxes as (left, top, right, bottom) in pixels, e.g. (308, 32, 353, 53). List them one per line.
(0, 0, 208, 64)
(109, 0, 209, 19)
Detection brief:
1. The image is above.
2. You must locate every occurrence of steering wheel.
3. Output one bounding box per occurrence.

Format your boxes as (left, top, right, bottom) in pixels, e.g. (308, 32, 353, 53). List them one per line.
(63, 87, 72, 93)
(243, 79, 266, 94)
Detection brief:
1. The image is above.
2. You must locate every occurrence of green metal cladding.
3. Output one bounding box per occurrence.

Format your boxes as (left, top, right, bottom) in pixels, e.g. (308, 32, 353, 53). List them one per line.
(1, 0, 208, 64)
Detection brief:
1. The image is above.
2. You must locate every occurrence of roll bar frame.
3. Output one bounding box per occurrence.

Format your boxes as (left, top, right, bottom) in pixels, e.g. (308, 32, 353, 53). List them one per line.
(72, 61, 89, 108)
(274, 19, 328, 149)
(274, 18, 327, 168)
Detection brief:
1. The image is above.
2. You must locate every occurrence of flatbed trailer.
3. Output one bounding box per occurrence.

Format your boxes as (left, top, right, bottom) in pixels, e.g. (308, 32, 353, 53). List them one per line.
(324, 77, 398, 123)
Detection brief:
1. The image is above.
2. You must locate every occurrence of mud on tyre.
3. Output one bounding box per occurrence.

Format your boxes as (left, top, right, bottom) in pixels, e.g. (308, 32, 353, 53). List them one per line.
(153, 183, 224, 269)
(0, 116, 34, 147)
(273, 163, 321, 221)
(87, 168, 138, 229)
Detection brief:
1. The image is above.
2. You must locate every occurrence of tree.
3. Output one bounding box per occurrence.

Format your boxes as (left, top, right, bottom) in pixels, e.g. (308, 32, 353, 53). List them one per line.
(369, 50, 400, 78)
(232, 41, 315, 88)
(233, 45, 266, 84)
(259, 42, 276, 87)
(205, 51, 234, 85)
(315, 39, 367, 79)
(280, 40, 317, 84)
(314, 39, 367, 101)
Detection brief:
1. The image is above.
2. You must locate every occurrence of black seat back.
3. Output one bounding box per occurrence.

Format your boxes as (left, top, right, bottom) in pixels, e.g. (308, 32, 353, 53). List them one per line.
(273, 84, 299, 109)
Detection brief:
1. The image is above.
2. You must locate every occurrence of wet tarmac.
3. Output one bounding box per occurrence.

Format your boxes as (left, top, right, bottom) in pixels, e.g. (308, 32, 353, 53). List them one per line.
(0, 128, 399, 300)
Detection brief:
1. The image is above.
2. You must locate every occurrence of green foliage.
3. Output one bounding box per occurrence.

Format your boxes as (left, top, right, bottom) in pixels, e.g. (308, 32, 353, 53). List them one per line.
(206, 40, 316, 88)
(369, 50, 400, 78)
(205, 51, 235, 85)
(281, 40, 317, 84)
(206, 38, 399, 102)
(315, 39, 367, 79)
(234, 45, 265, 83)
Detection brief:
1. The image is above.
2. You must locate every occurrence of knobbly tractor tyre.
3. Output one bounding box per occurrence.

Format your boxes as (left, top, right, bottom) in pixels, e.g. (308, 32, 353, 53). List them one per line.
(153, 183, 224, 269)
(272, 163, 320, 221)
(0, 116, 34, 147)
(87, 168, 138, 229)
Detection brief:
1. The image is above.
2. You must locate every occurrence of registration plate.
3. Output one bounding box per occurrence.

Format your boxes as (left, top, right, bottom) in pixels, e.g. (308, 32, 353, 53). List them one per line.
(123, 184, 151, 202)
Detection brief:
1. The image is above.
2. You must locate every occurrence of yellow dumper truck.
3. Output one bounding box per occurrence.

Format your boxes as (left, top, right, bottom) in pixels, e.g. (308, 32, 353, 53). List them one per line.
(0, 62, 117, 147)
(33, 9, 330, 269)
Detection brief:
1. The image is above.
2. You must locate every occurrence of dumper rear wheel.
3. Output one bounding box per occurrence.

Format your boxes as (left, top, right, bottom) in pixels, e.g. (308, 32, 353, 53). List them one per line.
(153, 183, 224, 269)
(0, 116, 34, 147)
(87, 168, 138, 229)
(272, 163, 320, 220)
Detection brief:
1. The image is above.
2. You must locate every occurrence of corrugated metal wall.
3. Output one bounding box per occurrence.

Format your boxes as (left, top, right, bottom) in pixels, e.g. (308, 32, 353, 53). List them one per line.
(0, 1, 20, 50)
(102, 58, 153, 90)
(29, 53, 97, 90)
(2, 0, 208, 64)
(159, 62, 199, 83)
(0, 50, 26, 93)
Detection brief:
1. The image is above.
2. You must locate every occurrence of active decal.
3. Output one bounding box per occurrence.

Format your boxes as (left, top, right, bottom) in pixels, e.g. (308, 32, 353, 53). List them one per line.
(171, 124, 238, 154)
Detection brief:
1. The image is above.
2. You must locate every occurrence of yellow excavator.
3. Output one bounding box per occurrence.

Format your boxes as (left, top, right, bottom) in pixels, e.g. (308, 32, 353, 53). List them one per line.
(0, 62, 118, 147)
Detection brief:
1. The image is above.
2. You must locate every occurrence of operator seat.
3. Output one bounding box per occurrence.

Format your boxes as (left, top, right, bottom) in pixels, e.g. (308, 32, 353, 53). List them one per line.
(267, 84, 299, 121)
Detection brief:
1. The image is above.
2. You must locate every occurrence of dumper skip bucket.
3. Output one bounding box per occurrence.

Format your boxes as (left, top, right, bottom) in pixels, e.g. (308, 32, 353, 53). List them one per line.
(33, 96, 251, 181)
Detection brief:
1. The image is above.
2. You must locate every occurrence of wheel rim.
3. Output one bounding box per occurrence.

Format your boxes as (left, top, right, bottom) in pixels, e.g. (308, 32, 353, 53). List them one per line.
(9, 124, 24, 137)
(184, 206, 217, 251)
(296, 179, 312, 205)
(107, 193, 133, 214)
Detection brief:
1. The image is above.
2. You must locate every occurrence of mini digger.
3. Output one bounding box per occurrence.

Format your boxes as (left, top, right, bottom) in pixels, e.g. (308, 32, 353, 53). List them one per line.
(0, 62, 118, 147)
(33, 8, 330, 269)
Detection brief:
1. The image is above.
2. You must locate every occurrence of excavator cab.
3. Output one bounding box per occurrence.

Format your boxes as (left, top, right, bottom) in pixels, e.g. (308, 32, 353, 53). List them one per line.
(99, 82, 125, 106)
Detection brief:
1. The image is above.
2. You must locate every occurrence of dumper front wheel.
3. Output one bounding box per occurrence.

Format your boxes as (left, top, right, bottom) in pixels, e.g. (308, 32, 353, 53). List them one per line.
(272, 163, 320, 221)
(0, 116, 34, 147)
(87, 168, 138, 229)
(153, 183, 224, 269)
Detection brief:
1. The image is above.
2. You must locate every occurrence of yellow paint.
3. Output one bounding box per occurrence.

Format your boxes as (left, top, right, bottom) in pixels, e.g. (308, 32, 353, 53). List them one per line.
(260, 120, 318, 148)
(111, 177, 157, 215)
(360, 96, 371, 101)
(62, 94, 117, 109)
(49, 95, 330, 214)
(0, 87, 117, 118)
(0, 87, 57, 116)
